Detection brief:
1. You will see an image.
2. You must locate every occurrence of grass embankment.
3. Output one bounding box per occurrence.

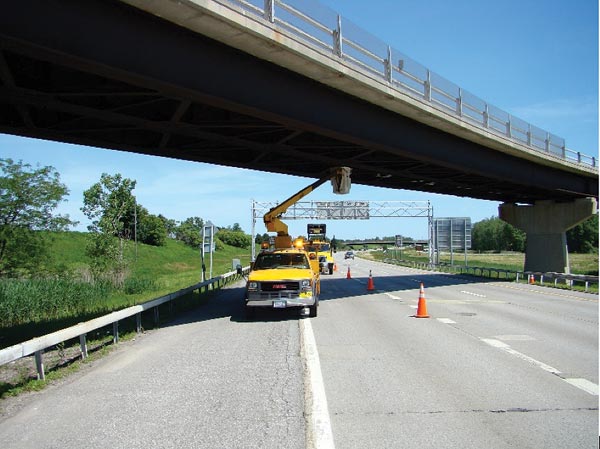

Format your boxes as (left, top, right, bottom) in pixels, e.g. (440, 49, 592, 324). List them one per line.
(0, 232, 252, 348)
(380, 248, 598, 276)
(369, 248, 598, 292)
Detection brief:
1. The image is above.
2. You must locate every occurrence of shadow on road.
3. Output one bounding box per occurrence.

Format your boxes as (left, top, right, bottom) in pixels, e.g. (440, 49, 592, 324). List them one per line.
(164, 270, 504, 328)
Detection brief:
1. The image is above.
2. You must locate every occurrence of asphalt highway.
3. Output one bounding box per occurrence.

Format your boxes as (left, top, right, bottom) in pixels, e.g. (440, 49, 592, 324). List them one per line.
(0, 253, 597, 448)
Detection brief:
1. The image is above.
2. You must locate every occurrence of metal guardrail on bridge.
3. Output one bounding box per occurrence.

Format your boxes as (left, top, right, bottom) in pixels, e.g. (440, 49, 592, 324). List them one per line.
(215, 0, 596, 168)
(0, 267, 250, 381)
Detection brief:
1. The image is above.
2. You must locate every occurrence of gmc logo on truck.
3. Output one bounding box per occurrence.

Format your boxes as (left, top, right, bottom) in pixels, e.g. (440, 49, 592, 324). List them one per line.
(272, 284, 287, 289)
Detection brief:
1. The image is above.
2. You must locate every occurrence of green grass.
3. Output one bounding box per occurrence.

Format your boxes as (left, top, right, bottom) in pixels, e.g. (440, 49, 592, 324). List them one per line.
(0, 232, 253, 349)
(373, 249, 598, 293)
(381, 248, 598, 275)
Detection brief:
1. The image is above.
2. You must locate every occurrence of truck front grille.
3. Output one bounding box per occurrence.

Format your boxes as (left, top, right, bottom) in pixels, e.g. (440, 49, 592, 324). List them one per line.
(260, 281, 300, 292)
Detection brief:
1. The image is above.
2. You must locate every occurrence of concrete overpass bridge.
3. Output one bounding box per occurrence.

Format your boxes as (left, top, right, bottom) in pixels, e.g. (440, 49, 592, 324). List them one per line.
(0, 0, 597, 272)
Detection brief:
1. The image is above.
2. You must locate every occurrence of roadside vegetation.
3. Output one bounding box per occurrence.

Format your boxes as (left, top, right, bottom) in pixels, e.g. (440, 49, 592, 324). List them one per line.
(0, 159, 253, 350)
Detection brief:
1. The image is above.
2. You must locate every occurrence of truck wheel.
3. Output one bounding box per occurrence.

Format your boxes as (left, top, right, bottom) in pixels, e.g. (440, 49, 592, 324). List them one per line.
(309, 302, 318, 318)
(328, 264, 334, 275)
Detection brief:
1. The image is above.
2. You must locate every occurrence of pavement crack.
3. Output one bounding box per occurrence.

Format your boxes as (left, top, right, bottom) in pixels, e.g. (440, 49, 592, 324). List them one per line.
(333, 407, 598, 417)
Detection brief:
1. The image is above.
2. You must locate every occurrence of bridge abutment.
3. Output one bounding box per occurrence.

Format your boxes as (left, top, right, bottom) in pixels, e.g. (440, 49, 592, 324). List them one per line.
(499, 198, 597, 273)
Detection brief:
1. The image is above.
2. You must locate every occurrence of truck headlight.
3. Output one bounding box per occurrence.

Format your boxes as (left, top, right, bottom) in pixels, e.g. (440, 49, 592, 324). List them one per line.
(300, 279, 311, 292)
(248, 282, 258, 291)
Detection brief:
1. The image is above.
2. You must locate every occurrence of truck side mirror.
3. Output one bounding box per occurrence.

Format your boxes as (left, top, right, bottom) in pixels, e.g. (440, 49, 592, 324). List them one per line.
(236, 264, 243, 275)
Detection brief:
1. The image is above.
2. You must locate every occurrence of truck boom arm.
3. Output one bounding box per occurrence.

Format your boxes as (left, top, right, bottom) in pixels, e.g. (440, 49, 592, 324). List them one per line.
(264, 177, 328, 248)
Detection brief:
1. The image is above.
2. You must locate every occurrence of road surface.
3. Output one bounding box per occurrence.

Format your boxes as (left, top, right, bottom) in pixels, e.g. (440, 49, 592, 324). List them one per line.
(0, 254, 597, 448)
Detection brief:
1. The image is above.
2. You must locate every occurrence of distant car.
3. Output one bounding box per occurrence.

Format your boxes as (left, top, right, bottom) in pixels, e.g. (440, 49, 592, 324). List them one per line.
(344, 251, 354, 260)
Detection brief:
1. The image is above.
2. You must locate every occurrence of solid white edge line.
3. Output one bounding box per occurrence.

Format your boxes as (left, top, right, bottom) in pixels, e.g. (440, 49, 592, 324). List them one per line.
(301, 319, 335, 449)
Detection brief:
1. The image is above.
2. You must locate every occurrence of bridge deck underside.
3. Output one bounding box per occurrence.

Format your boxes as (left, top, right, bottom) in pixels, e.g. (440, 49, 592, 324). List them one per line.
(0, 0, 596, 203)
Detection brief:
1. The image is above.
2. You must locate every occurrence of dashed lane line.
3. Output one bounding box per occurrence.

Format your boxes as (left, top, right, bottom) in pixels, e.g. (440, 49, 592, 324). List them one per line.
(481, 338, 598, 396)
(437, 318, 457, 324)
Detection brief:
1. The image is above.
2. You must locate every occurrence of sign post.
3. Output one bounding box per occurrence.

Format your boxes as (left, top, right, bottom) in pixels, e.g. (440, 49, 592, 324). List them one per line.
(202, 221, 215, 281)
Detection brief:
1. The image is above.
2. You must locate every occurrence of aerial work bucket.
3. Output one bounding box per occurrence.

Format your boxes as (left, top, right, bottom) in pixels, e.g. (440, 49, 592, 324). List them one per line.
(331, 166, 352, 194)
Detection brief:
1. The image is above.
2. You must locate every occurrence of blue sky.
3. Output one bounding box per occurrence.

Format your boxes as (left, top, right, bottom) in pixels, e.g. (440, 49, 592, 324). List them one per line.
(1, 0, 597, 240)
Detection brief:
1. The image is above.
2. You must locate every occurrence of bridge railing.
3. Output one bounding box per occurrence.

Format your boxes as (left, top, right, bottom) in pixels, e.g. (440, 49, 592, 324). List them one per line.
(217, 0, 596, 168)
(0, 267, 250, 382)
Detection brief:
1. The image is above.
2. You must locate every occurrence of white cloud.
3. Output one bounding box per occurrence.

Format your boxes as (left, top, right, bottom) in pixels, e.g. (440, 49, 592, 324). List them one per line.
(510, 97, 598, 124)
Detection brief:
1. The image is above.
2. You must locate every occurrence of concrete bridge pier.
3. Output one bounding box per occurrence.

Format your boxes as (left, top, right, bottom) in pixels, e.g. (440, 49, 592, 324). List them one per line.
(499, 198, 597, 274)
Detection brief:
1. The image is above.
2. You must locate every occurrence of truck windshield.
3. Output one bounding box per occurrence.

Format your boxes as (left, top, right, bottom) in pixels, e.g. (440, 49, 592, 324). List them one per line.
(254, 253, 309, 269)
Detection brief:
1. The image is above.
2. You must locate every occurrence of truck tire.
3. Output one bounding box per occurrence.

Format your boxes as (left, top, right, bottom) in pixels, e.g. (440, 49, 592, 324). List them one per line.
(328, 264, 334, 275)
(309, 301, 318, 318)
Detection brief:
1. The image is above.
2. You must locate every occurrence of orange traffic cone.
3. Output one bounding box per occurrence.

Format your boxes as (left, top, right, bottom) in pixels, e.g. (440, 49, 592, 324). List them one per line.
(414, 282, 430, 318)
(346, 266, 351, 279)
(334, 263, 338, 272)
(528, 274, 535, 285)
(367, 270, 375, 291)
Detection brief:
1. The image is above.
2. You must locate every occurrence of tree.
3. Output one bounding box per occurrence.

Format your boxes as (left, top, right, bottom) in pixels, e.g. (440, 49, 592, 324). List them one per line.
(159, 214, 178, 239)
(229, 223, 243, 232)
(472, 216, 525, 252)
(567, 214, 598, 253)
(127, 204, 167, 247)
(217, 228, 252, 249)
(81, 173, 136, 280)
(138, 212, 167, 247)
(0, 159, 76, 276)
(175, 216, 204, 248)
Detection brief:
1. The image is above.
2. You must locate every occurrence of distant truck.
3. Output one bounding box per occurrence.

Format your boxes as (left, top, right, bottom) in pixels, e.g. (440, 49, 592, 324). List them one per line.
(304, 223, 335, 275)
(304, 239, 334, 275)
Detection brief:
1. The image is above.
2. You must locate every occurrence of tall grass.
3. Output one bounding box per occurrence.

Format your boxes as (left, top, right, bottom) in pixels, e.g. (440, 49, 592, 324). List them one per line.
(0, 278, 114, 327)
(0, 232, 253, 337)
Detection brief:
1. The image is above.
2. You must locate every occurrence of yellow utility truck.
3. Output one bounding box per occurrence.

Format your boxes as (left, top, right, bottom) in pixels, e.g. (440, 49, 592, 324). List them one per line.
(241, 168, 351, 319)
(304, 223, 335, 275)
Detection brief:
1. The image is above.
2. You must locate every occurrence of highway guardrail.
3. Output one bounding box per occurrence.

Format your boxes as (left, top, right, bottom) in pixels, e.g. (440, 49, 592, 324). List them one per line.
(0, 266, 250, 381)
(383, 258, 598, 292)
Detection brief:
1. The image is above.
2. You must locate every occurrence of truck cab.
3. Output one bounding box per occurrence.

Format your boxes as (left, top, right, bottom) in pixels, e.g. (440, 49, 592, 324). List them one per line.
(244, 246, 320, 319)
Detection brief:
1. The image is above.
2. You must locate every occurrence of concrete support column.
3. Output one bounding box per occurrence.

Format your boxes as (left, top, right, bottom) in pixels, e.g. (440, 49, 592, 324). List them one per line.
(499, 198, 597, 274)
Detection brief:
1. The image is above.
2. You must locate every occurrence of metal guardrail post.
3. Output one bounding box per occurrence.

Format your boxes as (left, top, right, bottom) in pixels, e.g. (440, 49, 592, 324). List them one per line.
(136, 313, 142, 333)
(80, 334, 88, 359)
(483, 104, 489, 128)
(35, 350, 45, 380)
(424, 70, 431, 101)
(333, 14, 343, 57)
(113, 321, 119, 344)
(385, 45, 392, 82)
(456, 88, 463, 116)
(264, 0, 274, 22)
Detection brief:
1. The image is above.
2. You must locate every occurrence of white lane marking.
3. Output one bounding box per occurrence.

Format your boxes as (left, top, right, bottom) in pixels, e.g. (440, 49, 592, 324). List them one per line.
(384, 292, 402, 300)
(488, 283, 598, 302)
(408, 305, 418, 309)
(300, 319, 335, 449)
(481, 339, 560, 374)
(495, 335, 536, 341)
(460, 290, 486, 298)
(563, 378, 599, 395)
(437, 318, 456, 324)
